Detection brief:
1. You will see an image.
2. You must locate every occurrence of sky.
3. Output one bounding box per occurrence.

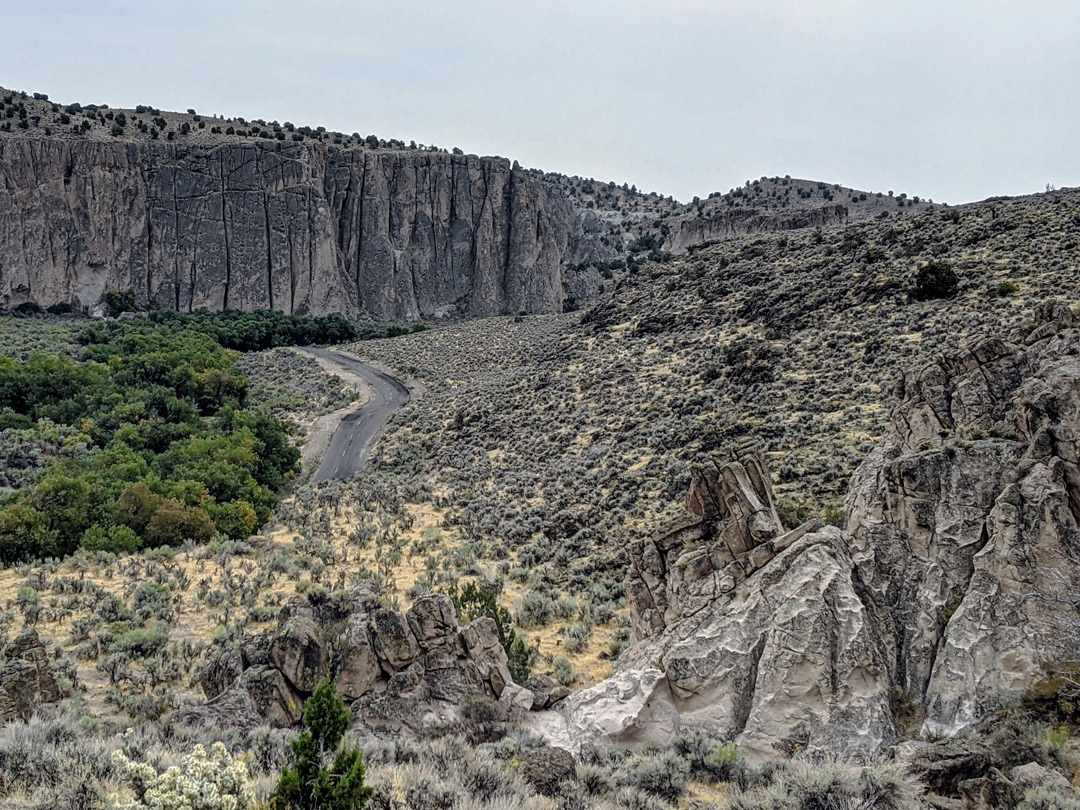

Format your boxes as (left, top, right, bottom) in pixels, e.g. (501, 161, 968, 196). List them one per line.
(5, 0, 1079, 205)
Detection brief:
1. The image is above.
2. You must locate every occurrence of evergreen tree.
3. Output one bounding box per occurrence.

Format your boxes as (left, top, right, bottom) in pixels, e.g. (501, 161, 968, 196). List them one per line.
(273, 678, 373, 810)
(451, 581, 531, 683)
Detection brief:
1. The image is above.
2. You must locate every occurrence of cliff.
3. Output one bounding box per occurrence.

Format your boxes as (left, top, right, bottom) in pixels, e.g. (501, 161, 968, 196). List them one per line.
(641, 176, 937, 255)
(0, 137, 616, 319)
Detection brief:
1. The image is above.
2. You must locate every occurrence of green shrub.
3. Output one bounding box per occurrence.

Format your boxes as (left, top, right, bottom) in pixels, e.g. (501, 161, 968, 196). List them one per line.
(618, 751, 689, 804)
(81, 524, 141, 555)
(1024, 664, 1080, 725)
(913, 260, 959, 300)
(104, 289, 136, 316)
(1017, 783, 1080, 810)
(273, 677, 373, 810)
(448, 581, 530, 682)
(112, 625, 169, 657)
(517, 591, 555, 628)
(133, 581, 172, 621)
(997, 280, 1019, 297)
(553, 657, 576, 687)
(704, 741, 745, 783)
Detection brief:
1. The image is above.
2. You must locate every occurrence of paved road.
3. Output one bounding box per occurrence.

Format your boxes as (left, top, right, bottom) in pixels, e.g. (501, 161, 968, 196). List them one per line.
(301, 348, 410, 482)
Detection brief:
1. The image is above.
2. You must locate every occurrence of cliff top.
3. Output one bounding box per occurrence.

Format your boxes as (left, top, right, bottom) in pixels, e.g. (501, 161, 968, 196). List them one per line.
(0, 86, 944, 222)
(0, 85, 675, 217)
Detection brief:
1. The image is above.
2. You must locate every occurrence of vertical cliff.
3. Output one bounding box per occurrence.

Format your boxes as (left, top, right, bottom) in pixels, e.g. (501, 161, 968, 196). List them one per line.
(0, 137, 608, 319)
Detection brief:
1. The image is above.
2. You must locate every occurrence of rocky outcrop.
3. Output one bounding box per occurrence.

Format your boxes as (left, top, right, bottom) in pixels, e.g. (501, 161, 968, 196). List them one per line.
(194, 590, 519, 732)
(664, 203, 850, 254)
(540, 446, 896, 759)
(535, 307, 1080, 758)
(560, 518, 895, 760)
(626, 443, 790, 640)
(0, 138, 620, 319)
(846, 302, 1080, 737)
(0, 630, 63, 722)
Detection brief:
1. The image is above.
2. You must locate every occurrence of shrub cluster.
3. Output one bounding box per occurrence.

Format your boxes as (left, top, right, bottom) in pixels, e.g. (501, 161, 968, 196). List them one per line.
(0, 320, 299, 562)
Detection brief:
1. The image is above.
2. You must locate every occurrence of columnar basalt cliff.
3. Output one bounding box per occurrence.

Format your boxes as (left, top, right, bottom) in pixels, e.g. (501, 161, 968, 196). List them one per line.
(0, 137, 614, 319)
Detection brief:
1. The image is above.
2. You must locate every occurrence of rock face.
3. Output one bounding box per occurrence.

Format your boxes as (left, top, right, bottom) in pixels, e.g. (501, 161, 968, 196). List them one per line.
(541, 446, 895, 759)
(626, 443, 790, 640)
(664, 203, 850, 254)
(195, 590, 518, 732)
(846, 302, 1080, 737)
(0, 138, 619, 319)
(536, 307, 1080, 757)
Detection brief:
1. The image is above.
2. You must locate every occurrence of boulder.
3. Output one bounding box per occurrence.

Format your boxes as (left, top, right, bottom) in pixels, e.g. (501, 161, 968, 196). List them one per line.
(1008, 762, 1071, 790)
(268, 610, 328, 693)
(460, 617, 512, 693)
(498, 683, 536, 716)
(172, 683, 265, 732)
(336, 613, 380, 700)
(606, 529, 896, 760)
(371, 608, 421, 672)
(957, 768, 1020, 810)
(240, 634, 271, 668)
(462, 616, 502, 658)
(417, 646, 485, 703)
(523, 674, 558, 710)
(406, 593, 460, 651)
(529, 668, 679, 753)
(240, 666, 305, 727)
(196, 646, 244, 700)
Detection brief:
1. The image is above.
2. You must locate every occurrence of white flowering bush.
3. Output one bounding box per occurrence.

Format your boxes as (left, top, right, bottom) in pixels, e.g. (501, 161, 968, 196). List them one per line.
(112, 741, 255, 810)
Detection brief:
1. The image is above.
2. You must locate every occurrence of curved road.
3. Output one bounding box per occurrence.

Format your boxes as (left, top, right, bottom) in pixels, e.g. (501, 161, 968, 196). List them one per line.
(301, 348, 410, 482)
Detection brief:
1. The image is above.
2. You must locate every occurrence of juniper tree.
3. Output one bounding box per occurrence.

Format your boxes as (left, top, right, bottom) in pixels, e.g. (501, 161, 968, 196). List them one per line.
(272, 677, 373, 810)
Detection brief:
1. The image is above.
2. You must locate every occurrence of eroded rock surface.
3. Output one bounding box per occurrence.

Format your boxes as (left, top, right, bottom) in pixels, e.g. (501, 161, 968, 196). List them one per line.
(197, 590, 516, 732)
(847, 303, 1080, 737)
(536, 308, 1080, 757)
(626, 443, 791, 641)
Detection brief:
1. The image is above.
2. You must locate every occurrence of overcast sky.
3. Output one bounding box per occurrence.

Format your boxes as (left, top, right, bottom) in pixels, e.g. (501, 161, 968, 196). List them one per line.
(5, 1, 1078, 204)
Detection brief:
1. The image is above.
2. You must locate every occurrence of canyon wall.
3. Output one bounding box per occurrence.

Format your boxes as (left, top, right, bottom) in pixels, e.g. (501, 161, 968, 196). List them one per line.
(0, 138, 610, 319)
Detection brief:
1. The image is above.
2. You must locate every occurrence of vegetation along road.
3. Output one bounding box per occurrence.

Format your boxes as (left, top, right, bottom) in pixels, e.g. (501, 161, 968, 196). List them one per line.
(301, 348, 410, 482)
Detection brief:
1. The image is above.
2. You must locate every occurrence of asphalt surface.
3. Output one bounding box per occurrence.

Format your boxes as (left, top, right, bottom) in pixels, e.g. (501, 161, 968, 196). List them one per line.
(301, 348, 410, 482)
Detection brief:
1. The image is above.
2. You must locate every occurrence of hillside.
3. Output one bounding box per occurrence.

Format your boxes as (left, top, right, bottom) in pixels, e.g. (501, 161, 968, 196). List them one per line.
(644, 175, 937, 254)
(361, 185, 1078, 570)
(0, 86, 948, 324)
